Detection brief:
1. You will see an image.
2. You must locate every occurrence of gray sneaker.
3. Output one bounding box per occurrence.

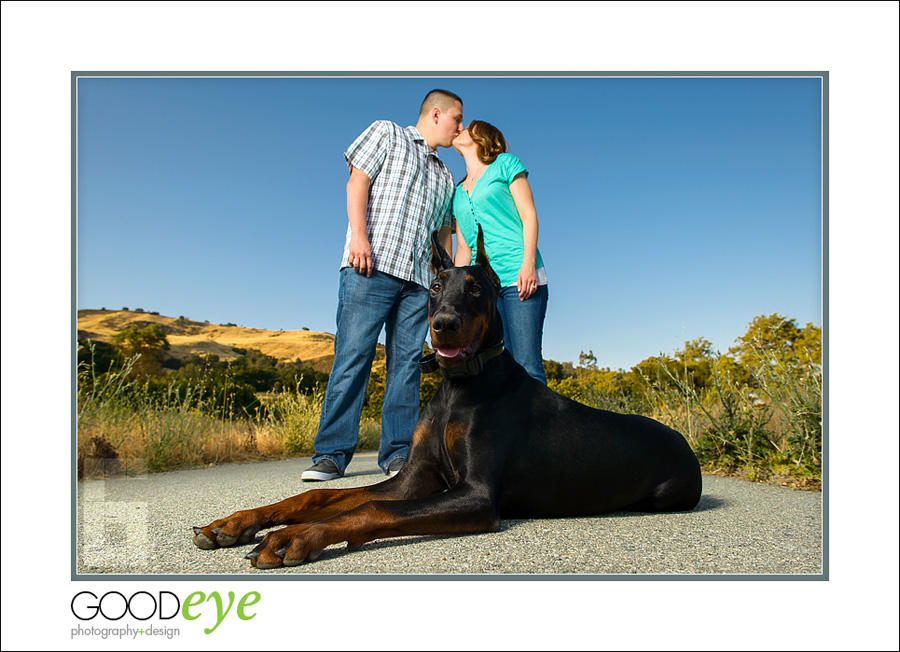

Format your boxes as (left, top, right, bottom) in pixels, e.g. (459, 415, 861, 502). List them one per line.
(301, 459, 342, 482)
(386, 456, 406, 477)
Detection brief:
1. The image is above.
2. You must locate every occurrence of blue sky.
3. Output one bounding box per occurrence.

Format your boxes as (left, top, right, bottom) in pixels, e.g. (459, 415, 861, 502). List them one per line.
(77, 75, 822, 370)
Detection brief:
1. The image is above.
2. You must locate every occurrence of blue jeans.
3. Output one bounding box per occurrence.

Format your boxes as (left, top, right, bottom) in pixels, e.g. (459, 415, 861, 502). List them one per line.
(312, 268, 429, 473)
(497, 284, 549, 384)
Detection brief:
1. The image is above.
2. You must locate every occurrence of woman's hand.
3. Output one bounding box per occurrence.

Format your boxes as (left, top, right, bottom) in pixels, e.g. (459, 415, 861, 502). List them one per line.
(517, 264, 538, 301)
(510, 174, 540, 300)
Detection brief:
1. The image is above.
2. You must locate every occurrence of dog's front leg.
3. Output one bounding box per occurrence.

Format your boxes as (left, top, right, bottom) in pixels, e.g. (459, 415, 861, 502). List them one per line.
(245, 486, 499, 568)
(192, 474, 440, 550)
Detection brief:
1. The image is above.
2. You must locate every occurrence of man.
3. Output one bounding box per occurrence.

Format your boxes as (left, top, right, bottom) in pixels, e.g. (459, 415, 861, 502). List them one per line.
(301, 89, 464, 482)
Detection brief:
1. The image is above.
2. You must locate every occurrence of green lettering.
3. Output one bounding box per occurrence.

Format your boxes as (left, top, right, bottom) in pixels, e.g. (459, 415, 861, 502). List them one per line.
(203, 591, 236, 634)
(237, 592, 261, 621)
(182, 591, 204, 621)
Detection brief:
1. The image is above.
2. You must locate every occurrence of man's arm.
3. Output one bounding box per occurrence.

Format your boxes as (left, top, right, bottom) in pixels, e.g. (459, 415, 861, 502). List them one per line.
(347, 166, 373, 277)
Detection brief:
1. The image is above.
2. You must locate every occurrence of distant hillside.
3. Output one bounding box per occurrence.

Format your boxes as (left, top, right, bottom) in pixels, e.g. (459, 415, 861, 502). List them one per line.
(77, 309, 339, 373)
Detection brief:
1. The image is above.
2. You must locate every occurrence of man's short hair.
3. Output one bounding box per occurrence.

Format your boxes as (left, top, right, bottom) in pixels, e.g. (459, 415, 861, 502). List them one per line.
(419, 89, 463, 117)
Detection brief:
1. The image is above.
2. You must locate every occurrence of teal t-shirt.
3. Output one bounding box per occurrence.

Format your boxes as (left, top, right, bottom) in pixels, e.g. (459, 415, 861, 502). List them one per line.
(452, 153, 545, 288)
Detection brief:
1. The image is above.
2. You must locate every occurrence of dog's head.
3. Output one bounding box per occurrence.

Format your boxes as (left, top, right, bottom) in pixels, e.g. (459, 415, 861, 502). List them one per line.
(428, 227, 504, 370)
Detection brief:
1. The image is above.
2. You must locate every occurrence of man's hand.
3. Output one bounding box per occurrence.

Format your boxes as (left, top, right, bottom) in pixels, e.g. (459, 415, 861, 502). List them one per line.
(347, 166, 373, 276)
(349, 234, 373, 277)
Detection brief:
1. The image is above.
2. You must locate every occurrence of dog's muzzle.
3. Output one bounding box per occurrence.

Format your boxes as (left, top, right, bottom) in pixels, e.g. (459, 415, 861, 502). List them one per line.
(419, 343, 505, 379)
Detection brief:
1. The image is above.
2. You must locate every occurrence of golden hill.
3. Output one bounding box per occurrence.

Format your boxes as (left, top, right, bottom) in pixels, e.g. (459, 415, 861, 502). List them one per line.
(77, 309, 338, 371)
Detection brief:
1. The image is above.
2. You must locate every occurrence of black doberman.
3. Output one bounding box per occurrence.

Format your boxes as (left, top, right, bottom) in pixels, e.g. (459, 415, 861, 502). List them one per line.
(192, 229, 702, 568)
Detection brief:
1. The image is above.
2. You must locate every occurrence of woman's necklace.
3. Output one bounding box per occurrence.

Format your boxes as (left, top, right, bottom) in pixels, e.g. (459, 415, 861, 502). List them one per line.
(463, 163, 488, 194)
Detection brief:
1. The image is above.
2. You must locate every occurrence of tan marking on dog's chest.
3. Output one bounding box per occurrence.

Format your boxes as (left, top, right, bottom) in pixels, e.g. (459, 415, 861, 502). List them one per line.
(444, 421, 467, 456)
(411, 422, 432, 448)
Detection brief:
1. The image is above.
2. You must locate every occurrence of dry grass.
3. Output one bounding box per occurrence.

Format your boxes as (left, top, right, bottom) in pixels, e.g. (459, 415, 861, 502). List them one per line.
(77, 398, 381, 479)
(76, 345, 381, 478)
(77, 408, 265, 477)
(254, 390, 380, 456)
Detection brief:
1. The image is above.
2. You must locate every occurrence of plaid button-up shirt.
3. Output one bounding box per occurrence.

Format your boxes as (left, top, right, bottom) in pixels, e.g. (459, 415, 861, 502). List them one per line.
(342, 121, 455, 288)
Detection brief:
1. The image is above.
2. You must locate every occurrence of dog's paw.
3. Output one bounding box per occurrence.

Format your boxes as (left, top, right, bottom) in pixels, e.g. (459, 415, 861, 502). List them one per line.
(243, 524, 334, 569)
(192, 511, 262, 549)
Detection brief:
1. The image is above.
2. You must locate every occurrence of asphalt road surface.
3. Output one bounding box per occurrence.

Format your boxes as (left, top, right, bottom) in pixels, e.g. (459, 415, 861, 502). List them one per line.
(75, 452, 823, 577)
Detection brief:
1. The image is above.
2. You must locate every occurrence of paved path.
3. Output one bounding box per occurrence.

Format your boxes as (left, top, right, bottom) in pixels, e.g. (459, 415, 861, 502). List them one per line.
(75, 452, 823, 577)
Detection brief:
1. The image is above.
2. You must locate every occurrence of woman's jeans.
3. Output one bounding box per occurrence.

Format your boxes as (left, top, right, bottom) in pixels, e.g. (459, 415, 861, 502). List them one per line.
(496, 284, 549, 384)
(312, 268, 429, 474)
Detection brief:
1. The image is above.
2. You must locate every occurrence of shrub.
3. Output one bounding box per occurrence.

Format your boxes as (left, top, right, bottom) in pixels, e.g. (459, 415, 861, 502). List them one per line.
(641, 357, 775, 477)
(743, 335, 822, 475)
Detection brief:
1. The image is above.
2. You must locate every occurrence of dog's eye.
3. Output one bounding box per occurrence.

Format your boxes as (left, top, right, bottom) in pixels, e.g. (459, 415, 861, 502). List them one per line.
(430, 282, 442, 293)
(470, 283, 482, 296)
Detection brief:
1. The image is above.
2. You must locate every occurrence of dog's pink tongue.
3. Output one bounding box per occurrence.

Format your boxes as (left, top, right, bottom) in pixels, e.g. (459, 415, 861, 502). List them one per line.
(438, 346, 461, 358)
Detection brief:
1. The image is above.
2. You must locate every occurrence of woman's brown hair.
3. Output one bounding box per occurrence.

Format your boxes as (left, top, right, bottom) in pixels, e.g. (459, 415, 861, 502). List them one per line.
(468, 120, 508, 164)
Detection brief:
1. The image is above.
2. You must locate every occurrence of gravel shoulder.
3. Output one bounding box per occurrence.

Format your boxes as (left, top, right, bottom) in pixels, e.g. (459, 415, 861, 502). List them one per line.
(75, 452, 823, 577)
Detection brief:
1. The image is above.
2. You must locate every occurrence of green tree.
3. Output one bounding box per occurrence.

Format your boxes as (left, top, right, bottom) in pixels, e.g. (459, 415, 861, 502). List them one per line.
(234, 349, 279, 370)
(111, 324, 170, 376)
(77, 339, 120, 374)
(361, 367, 386, 421)
(420, 370, 443, 408)
(729, 313, 822, 373)
(543, 351, 641, 413)
(629, 353, 677, 390)
(542, 359, 569, 385)
(274, 366, 329, 395)
(674, 338, 715, 390)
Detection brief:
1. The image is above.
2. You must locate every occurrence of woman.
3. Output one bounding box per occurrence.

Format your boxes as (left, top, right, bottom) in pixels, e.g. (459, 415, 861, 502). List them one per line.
(451, 120, 549, 384)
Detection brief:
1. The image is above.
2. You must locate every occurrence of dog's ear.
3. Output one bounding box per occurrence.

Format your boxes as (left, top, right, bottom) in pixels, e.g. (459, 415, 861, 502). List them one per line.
(474, 225, 501, 287)
(430, 230, 454, 275)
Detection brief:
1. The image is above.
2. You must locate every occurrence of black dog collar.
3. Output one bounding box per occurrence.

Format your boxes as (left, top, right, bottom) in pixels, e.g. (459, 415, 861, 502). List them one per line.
(419, 343, 505, 379)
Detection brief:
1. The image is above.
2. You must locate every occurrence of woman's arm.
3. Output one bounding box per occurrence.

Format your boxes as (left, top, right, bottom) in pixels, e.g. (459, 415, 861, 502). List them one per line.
(509, 173, 539, 300)
(454, 222, 472, 267)
(439, 225, 453, 264)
